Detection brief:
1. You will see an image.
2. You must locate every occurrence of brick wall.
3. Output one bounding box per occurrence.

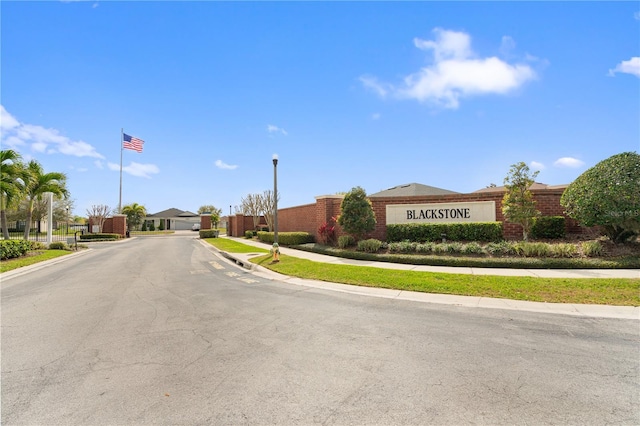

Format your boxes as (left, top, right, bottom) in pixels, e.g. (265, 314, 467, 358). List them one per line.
(228, 189, 581, 242)
(88, 214, 127, 237)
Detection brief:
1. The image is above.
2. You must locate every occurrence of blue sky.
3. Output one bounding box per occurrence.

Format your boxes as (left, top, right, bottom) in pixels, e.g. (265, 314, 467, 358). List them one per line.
(2, 1, 639, 217)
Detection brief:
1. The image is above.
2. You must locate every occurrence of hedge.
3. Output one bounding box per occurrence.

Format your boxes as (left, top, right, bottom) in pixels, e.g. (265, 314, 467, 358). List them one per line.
(0, 240, 39, 260)
(199, 229, 220, 238)
(79, 233, 121, 241)
(387, 222, 503, 243)
(257, 231, 315, 245)
(531, 216, 565, 239)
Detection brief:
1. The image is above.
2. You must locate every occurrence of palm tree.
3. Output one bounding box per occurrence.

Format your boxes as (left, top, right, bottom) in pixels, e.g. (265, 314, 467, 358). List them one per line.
(121, 202, 147, 231)
(22, 160, 69, 240)
(1, 150, 26, 239)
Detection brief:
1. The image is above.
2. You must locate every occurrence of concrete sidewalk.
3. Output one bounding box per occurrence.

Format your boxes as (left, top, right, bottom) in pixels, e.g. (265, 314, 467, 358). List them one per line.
(205, 236, 639, 320)
(221, 236, 640, 279)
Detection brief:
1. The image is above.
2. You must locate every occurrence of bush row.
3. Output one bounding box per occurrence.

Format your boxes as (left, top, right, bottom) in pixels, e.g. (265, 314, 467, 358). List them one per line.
(387, 240, 603, 258)
(0, 240, 41, 260)
(79, 233, 121, 241)
(256, 231, 315, 245)
(387, 222, 503, 243)
(292, 244, 640, 269)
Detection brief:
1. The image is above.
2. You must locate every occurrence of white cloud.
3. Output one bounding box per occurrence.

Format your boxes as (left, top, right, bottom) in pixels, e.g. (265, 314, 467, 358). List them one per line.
(107, 161, 159, 178)
(530, 161, 545, 170)
(0, 105, 105, 159)
(361, 28, 537, 109)
(267, 124, 288, 136)
(608, 57, 640, 78)
(215, 159, 238, 170)
(359, 76, 389, 98)
(554, 157, 585, 168)
(94, 160, 104, 169)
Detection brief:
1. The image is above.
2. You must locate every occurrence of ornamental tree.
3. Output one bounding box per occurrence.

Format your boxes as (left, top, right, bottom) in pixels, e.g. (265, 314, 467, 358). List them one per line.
(561, 151, 640, 243)
(337, 186, 376, 241)
(501, 162, 540, 241)
(122, 202, 147, 231)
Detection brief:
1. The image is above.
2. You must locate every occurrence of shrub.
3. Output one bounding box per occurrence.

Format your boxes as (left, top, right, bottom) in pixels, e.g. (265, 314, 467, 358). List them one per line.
(338, 235, 356, 249)
(49, 241, 67, 250)
(79, 233, 120, 241)
(514, 242, 550, 257)
(462, 242, 484, 255)
(149, 222, 155, 231)
(549, 243, 577, 258)
(200, 229, 219, 238)
(581, 240, 604, 257)
(531, 216, 566, 239)
(388, 241, 414, 253)
(256, 232, 314, 245)
(337, 187, 376, 240)
(158, 219, 165, 231)
(387, 222, 502, 243)
(416, 242, 435, 254)
(245, 230, 255, 238)
(357, 238, 383, 253)
(485, 241, 516, 256)
(0, 240, 37, 260)
(318, 218, 338, 246)
(561, 151, 640, 243)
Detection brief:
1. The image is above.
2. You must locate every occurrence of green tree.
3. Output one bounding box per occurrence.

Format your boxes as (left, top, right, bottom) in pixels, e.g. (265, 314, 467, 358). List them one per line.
(501, 162, 540, 241)
(22, 160, 68, 239)
(122, 202, 147, 231)
(337, 186, 376, 241)
(561, 152, 640, 243)
(198, 204, 222, 228)
(1, 150, 26, 239)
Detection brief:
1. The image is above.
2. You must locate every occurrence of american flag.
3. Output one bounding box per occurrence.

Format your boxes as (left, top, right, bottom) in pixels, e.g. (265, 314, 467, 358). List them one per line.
(123, 133, 144, 152)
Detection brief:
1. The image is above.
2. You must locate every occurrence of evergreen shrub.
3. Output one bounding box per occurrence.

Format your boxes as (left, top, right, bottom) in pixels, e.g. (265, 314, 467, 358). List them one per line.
(387, 222, 502, 243)
(0, 240, 38, 260)
(531, 216, 566, 239)
(338, 235, 356, 249)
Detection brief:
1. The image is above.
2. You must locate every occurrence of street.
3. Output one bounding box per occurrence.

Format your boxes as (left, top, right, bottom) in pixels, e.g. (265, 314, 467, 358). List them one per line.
(2, 235, 638, 425)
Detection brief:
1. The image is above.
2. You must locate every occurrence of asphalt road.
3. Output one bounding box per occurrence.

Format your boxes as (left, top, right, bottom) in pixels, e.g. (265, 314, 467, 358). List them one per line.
(2, 235, 638, 425)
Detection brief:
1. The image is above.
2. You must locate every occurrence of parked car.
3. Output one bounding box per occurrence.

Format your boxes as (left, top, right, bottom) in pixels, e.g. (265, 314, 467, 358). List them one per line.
(192, 223, 200, 231)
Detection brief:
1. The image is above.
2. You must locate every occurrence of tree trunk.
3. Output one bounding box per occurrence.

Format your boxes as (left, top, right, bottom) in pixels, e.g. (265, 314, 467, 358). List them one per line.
(23, 201, 34, 240)
(1, 209, 9, 240)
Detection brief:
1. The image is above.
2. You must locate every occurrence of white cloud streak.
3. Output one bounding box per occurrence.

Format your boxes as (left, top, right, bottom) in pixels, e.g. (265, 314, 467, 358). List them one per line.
(530, 161, 545, 170)
(361, 28, 537, 109)
(608, 57, 640, 78)
(554, 157, 585, 168)
(0, 105, 105, 159)
(267, 124, 288, 136)
(108, 161, 159, 178)
(215, 160, 238, 170)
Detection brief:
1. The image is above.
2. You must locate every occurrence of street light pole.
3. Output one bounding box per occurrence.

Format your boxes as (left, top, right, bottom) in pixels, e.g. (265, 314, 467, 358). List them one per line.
(272, 154, 278, 244)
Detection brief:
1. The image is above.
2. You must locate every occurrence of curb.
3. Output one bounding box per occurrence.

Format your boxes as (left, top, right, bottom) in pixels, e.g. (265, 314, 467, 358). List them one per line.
(198, 240, 640, 320)
(1, 248, 93, 282)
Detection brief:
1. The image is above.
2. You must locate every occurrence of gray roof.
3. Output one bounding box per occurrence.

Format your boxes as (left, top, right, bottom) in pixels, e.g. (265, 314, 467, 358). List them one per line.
(147, 208, 199, 217)
(472, 182, 568, 193)
(369, 183, 459, 197)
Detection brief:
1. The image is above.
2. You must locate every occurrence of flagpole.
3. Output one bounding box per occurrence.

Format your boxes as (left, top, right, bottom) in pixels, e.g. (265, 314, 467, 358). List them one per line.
(119, 128, 123, 214)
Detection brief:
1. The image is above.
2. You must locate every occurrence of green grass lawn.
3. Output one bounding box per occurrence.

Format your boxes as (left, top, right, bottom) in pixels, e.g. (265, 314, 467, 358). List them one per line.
(1, 250, 72, 273)
(202, 237, 639, 306)
(204, 238, 269, 253)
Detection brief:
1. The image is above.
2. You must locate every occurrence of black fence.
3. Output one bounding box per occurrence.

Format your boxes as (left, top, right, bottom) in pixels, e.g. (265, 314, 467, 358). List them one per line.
(3, 221, 88, 243)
